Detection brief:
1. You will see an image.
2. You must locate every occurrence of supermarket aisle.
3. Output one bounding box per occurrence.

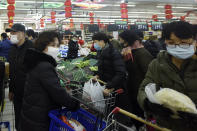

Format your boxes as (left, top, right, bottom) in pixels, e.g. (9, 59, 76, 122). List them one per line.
(2, 88, 15, 131)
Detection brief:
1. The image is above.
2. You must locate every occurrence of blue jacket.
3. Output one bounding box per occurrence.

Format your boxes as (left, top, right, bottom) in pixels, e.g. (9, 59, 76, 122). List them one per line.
(0, 39, 12, 60)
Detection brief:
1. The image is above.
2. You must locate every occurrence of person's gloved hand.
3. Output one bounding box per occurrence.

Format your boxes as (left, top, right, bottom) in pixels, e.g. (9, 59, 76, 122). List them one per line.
(144, 98, 173, 117)
(178, 111, 197, 128)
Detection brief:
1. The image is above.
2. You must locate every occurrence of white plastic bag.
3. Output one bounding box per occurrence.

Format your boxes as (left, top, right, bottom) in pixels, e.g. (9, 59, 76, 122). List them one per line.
(83, 79, 105, 112)
(145, 83, 160, 104)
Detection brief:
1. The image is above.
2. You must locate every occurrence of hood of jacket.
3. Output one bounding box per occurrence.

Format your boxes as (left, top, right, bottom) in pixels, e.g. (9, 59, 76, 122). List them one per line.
(24, 48, 57, 72)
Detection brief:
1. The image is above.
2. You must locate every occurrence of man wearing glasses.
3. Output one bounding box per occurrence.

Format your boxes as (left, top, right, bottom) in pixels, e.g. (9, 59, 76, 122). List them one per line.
(138, 21, 197, 131)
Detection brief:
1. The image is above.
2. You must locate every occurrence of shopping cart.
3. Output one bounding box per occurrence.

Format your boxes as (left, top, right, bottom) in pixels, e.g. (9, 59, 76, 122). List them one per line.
(49, 108, 106, 131)
(104, 107, 171, 131)
(69, 83, 124, 119)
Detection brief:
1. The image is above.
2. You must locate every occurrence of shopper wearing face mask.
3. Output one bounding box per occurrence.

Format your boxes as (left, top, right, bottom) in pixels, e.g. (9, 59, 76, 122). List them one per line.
(92, 32, 132, 131)
(20, 31, 79, 131)
(138, 21, 197, 131)
(67, 35, 79, 59)
(7, 24, 33, 131)
(119, 30, 153, 130)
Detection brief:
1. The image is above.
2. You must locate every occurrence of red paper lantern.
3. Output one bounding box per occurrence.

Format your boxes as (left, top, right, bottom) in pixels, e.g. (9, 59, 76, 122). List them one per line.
(51, 15, 56, 19)
(8, 19, 13, 23)
(51, 11, 56, 16)
(121, 14, 128, 18)
(80, 23, 83, 30)
(152, 15, 158, 19)
(64, 1, 71, 6)
(7, 0, 15, 5)
(180, 16, 186, 21)
(165, 4, 172, 9)
(51, 19, 56, 24)
(166, 14, 173, 19)
(121, 9, 128, 13)
(65, 7, 72, 12)
(65, 12, 72, 18)
(89, 12, 94, 17)
(41, 24, 44, 28)
(40, 19, 45, 22)
(165, 10, 172, 14)
(7, 5, 15, 10)
(120, 3, 127, 8)
(7, 11, 15, 17)
(70, 18, 73, 23)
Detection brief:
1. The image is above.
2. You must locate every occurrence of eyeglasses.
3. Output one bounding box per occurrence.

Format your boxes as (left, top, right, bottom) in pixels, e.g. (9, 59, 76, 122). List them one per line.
(167, 44, 193, 49)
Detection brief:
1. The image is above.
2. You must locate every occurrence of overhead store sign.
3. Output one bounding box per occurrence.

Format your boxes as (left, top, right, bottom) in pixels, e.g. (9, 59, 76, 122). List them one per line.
(151, 21, 163, 31)
(135, 22, 148, 31)
(115, 21, 127, 25)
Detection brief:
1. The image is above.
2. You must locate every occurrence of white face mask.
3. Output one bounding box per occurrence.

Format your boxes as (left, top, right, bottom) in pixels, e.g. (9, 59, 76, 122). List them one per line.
(46, 46, 60, 61)
(167, 45, 195, 59)
(10, 35, 19, 44)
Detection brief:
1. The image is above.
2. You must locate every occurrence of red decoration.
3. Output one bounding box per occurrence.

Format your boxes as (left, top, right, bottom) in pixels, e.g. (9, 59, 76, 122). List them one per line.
(41, 24, 44, 28)
(166, 14, 173, 19)
(7, 0, 15, 5)
(7, 11, 15, 17)
(8, 19, 13, 23)
(120, 3, 127, 8)
(80, 23, 83, 30)
(121, 9, 128, 13)
(51, 19, 56, 24)
(65, 0, 72, 18)
(165, 10, 172, 14)
(180, 16, 185, 21)
(65, 13, 72, 18)
(89, 12, 94, 17)
(64, 1, 71, 6)
(152, 15, 157, 19)
(51, 15, 56, 19)
(65, 7, 72, 12)
(165, 4, 172, 9)
(51, 11, 56, 16)
(164, 4, 173, 20)
(7, 5, 15, 10)
(120, 3, 128, 20)
(70, 18, 73, 23)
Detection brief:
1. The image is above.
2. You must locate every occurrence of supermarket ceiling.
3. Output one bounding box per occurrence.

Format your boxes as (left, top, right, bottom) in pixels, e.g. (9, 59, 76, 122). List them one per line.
(1, 0, 197, 24)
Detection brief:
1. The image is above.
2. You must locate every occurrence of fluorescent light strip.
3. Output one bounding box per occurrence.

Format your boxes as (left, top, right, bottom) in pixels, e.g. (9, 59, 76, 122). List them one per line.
(157, 5, 197, 9)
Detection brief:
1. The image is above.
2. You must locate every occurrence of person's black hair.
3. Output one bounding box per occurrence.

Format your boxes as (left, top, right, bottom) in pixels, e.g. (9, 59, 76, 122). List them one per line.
(34, 31, 59, 52)
(135, 31, 144, 39)
(92, 32, 109, 43)
(107, 35, 113, 39)
(1, 33, 8, 39)
(26, 29, 36, 39)
(163, 21, 194, 40)
(119, 30, 140, 46)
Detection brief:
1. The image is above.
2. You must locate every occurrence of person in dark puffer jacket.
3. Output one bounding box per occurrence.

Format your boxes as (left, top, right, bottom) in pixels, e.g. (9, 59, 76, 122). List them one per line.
(92, 32, 132, 131)
(20, 31, 79, 131)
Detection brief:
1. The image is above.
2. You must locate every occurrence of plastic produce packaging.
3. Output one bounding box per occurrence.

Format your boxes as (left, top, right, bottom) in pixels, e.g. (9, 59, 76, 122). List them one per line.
(145, 83, 197, 114)
(83, 79, 105, 112)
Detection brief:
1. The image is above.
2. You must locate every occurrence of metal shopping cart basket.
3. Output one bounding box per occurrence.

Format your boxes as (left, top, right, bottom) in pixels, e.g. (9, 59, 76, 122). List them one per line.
(69, 84, 124, 119)
(48, 108, 106, 131)
(104, 107, 171, 131)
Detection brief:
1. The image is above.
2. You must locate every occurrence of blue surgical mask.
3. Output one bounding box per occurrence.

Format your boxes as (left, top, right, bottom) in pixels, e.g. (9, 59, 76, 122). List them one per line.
(94, 43, 102, 51)
(167, 45, 195, 59)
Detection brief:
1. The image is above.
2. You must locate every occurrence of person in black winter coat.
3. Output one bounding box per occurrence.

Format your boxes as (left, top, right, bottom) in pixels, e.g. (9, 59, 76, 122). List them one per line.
(67, 35, 79, 59)
(20, 31, 79, 131)
(119, 30, 153, 130)
(92, 32, 132, 131)
(7, 24, 33, 131)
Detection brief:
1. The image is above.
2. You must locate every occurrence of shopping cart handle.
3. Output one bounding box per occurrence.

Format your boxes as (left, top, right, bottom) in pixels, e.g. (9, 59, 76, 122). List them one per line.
(112, 107, 120, 114)
(115, 89, 124, 94)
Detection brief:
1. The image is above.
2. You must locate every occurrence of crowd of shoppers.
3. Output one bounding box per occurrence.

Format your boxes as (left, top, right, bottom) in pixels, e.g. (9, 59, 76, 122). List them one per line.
(0, 21, 196, 131)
